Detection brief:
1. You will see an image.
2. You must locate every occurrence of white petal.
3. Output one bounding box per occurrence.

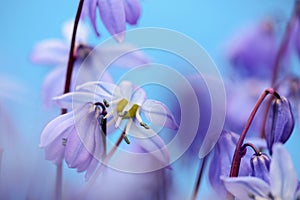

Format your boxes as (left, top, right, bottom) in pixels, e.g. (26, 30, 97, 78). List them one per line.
(141, 99, 179, 130)
(31, 39, 68, 65)
(53, 91, 101, 109)
(130, 86, 147, 106)
(76, 81, 117, 101)
(270, 143, 298, 200)
(118, 81, 136, 100)
(222, 176, 270, 200)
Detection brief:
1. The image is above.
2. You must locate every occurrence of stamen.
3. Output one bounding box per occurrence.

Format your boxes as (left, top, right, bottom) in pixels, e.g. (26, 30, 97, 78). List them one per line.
(116, 99, 128, 113)
(122, 119, 133, 144)
(103, 99, 110, 107)
(136, 107, 150, 129)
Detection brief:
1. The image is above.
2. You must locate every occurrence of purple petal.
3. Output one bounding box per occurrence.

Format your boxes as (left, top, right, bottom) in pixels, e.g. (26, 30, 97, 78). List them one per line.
(250, 153, 271, 183)
(270, 143, 298, 199)
(222, 176, 270, 200)
(124, 0, 141, 25)
(141, 99, 179, 129)
(98, 0, 126, 42)
(31, 39, 68, 65)
(76, 81, 116, 100)
(39, 112, 74, 148)
(85, 157, 99, 181)
(130, 124, 169, 165)
(118, 81, 137, 101)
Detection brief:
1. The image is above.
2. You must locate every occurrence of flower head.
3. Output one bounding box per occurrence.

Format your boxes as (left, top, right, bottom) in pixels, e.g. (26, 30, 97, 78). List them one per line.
(82, 0, 141, 42)
(265, 96, 294, 154)
(52, 80, 178, 165)
(223, 143, 298, 200)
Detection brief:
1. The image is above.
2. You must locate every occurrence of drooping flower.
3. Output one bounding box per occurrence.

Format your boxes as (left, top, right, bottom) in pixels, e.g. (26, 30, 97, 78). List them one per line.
(223, 143, 298, 200)
(208, 130, 252, 198)
(82, 0, 141, 42)
(225, 17, 279, 78)
(39, 100, 108, 180)
(31, 20, 149, 108)
(250, 153, 271, 184)
(265, 96, 294, 154)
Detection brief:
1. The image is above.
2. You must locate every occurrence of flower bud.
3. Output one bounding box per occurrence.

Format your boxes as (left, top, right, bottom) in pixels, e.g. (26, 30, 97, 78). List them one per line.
(250, 153, 271, 183)
(265, 96, 294, 154)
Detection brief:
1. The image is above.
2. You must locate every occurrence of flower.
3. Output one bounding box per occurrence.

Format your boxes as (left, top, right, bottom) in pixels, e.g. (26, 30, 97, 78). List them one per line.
(225, 17, 278, 78)
(40, 80, 178, 177)
(39, 101, 107, 180)
(31, 20, 149, 108)
(82, 0, 141, 42)
(223, 143, 298, 200)
(265, 96, 294, 154)
(55, 81, 179, 164)
(208, 130, 252, 198)
(250, 153, 271, 184)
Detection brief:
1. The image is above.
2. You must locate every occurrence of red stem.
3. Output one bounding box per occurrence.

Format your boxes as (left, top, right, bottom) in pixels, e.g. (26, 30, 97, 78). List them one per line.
(229, 88, 278, 178)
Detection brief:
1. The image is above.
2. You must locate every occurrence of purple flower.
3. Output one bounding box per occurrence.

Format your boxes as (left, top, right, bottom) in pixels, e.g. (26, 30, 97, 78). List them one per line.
(250, 153, 271, 184)
(225, 18, 278, 78)
(49, 81, 178, 168)
(223, 143, 298, 200)
(208, 130, 252, 198)
(31, 21, 149, 108)
(82, 0, 141, 42)
(39, 102, 106, 180)
(265, 96, 294, 154)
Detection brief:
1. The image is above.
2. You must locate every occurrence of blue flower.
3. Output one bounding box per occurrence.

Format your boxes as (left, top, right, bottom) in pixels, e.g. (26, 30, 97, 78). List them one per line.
(82, 0, 141, 42)
(223, 143, 298, 200)
(265, 96, 294, 155)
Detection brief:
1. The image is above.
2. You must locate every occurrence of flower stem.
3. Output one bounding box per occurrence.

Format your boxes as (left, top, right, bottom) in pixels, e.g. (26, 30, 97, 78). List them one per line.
(241, 143, 261, 156)
(56, 0, 85, 199)
(229, 88, 279, 178)
(261, 0, 300, 139)
(191, 156, 207, 200)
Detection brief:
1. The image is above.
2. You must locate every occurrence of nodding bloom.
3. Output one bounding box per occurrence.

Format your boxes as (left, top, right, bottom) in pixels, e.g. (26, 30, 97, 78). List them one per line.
(265, 96, 294, 155)
(39, 101, 108, 180)
(82, 0, 141, 42)
(223, 143, 299, 200)
(250, 153, 271, 184)
(208, 130, 252, 198)
(45, 81, 178, 172)
(31, 20, 149, 108)
(225, 17, 278, 78)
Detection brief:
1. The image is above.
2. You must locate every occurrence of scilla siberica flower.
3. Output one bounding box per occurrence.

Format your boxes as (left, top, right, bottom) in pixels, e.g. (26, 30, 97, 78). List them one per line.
(82, 0, 141, 42)
(250, 153, 271, 184)
(31, 21, 149, 108)
(40, 81, 178, 178)
(265, 96, 294, 155)
(223, 143, 299, 200)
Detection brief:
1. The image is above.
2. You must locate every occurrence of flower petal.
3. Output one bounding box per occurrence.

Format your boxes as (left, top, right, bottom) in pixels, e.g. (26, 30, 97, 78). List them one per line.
(98, 0, 126, 42)
(118, 81, 137, 101)
(31, 39, 68, 65)
(124, 0, 141, 25)
(222, 176, 270, 200)
(39, 111, 74, 148)
(53, 91, 101, 109)
(141, 99, 179, 129)
(130, 125, 169, 165)
(76, 81, 117, 100)
(270, 143, 298, 200)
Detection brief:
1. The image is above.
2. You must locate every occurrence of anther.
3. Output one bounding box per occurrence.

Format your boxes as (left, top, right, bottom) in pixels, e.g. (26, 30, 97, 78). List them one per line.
(103, 99, 110, 107)
(140, 122, 150, 129)
(62, 138, 67, 146)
